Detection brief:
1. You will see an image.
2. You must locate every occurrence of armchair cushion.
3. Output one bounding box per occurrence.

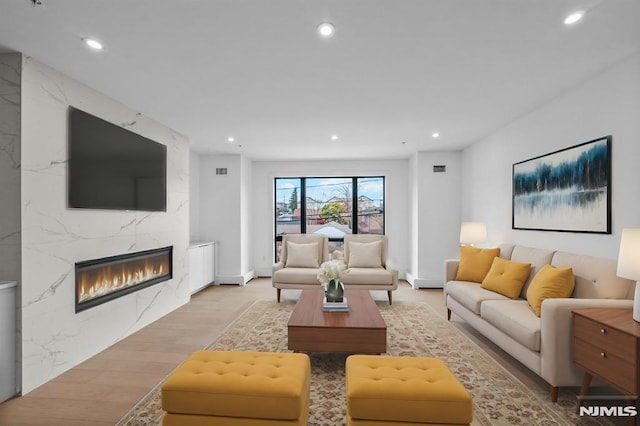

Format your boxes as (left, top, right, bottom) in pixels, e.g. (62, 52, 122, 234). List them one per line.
(285, 241, 320, 268)
(347, 240, 383, 268)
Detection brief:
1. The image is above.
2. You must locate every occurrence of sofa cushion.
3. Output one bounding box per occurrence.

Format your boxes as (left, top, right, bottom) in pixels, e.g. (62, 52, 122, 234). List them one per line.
(446, 281, 509, 315)
(285, 242, 320, 268)
(341, 267, 393, 285)
(273, 267, 321, 285)
(481, 300, 541, 351)
(510, 245, 555, 298)
(481, 257, 531, 299)
(526, 264, 575, 317)
(552, 251, 633, 299)
(347, 241, 383, 268)
(455, 246, 501, 283)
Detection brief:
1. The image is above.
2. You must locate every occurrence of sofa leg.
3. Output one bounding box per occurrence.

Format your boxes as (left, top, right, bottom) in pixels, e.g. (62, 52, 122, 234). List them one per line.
(387, 290, 393, 305)
(276, 288, 281, 303)
(550, 385, 559, 402)
(447, 309, 451, 321)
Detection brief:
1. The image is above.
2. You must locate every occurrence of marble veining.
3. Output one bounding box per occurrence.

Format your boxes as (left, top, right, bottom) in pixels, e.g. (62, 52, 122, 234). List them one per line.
(23, 270, 71, 308)
(17, 55, 190, 394)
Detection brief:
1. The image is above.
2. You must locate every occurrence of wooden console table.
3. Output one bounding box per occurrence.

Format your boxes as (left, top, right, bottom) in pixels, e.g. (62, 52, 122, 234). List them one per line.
(572, 308, 639, 420)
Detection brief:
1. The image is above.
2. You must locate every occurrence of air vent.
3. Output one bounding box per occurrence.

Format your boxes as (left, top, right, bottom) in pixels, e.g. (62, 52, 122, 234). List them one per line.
(433, 165, 446, 173)
(215, 168, 228, 175)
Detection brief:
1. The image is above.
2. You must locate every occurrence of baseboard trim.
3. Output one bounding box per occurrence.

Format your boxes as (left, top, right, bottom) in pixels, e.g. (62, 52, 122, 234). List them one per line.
(215, 270, 255, 286)
(407, 274, 443, 289)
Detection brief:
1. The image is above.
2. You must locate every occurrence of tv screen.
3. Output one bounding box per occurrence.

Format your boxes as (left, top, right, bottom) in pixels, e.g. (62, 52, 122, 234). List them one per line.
(68, 107, 167, 212)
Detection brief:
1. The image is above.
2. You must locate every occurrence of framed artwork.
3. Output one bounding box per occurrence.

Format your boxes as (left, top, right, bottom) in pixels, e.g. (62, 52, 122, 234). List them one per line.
(512, 136, 611, 233)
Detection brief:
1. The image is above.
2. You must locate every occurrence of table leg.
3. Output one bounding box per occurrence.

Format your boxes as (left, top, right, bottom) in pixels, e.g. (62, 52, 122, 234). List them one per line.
(576, 372, 592, 413)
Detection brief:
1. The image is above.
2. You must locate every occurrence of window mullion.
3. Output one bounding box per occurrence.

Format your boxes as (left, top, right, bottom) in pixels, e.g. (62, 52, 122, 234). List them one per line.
(300, 178, 307, 233)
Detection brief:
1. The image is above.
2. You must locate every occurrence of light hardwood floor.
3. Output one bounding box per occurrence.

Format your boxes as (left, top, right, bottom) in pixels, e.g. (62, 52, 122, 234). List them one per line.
(0, 278, 609, 425)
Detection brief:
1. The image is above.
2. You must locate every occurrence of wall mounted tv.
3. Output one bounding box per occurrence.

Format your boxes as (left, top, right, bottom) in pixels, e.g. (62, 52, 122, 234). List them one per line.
(68, 107, 167, 212)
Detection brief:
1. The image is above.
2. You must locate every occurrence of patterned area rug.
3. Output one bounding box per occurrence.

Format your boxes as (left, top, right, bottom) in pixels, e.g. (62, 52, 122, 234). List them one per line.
(117, 299, 611, 426)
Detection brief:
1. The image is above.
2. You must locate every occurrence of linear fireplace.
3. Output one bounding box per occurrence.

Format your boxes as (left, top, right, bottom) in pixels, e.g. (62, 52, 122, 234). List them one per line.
(75, 246, 173, 313)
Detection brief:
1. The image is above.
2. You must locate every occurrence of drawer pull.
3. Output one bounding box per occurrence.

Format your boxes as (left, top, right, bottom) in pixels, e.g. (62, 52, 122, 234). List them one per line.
(600, 352, 607, 358)
(600, 328, 606, 334)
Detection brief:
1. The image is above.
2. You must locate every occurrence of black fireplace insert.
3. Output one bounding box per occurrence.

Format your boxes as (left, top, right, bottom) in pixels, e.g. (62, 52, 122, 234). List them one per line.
(75, 246, 173, 312)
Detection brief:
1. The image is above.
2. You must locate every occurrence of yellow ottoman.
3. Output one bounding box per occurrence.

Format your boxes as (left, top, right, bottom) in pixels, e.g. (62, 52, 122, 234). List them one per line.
(346, 355, 473, 425)
(161, 350, 311, 425)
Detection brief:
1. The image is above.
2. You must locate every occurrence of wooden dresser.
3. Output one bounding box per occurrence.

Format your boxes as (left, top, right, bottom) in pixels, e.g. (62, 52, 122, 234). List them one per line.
(572, 308, 640, 407)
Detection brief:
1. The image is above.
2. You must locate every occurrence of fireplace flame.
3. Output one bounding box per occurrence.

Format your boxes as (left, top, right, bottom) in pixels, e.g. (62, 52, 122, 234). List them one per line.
(77, 254, 170, 304)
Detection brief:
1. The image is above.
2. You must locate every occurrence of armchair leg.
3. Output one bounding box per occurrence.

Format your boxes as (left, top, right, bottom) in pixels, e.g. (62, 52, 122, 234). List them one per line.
(550, 385, 559, 402)
(447, 309, 451, 321)
(276, 288, 281, 303)
(387, 290, 393, 305)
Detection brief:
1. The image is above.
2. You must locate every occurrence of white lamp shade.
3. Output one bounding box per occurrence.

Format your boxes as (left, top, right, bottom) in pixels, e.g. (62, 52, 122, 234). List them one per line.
(459, 222, 487, 245)
(617, 228, 640, 280)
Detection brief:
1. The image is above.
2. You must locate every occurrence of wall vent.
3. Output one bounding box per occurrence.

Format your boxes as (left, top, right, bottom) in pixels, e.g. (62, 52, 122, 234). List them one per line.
(433, 165, 446, 173)
(215, 168, 228, 175)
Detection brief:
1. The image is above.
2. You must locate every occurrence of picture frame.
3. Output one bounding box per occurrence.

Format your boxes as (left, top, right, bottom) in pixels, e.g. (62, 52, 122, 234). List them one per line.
(512, 136, 611, 234)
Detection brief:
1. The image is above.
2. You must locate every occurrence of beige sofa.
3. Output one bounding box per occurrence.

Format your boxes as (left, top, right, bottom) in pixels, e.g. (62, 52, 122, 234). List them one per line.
(272, 234, 398, 303)
(444, 244, 634, 401)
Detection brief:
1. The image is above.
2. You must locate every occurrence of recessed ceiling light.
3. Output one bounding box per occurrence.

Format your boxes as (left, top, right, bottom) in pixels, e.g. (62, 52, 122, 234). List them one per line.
(82, 38, 103, 50)
(317, 23, 335, 38)
(432, 132, 440, 139)
(227, 137, 235, 143)
(564, 11, 584, 25)
(331, 134, 339, 141)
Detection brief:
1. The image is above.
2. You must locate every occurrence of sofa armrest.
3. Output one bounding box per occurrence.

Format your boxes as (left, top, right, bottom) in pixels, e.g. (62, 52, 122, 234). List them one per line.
(444, 259, 460, 283)
(540, 297, 633, 386)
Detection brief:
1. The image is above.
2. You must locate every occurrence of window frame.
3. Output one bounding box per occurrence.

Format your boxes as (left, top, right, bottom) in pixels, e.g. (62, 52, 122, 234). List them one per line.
(273, 176, 385, 261)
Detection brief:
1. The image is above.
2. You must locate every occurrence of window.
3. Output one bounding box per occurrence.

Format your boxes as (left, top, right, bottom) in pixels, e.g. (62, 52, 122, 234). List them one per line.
(274, 176, 385, 261)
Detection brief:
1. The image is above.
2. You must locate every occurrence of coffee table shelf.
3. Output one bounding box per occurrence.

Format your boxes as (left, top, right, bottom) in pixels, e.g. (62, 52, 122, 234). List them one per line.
(287, 289, 387, 353)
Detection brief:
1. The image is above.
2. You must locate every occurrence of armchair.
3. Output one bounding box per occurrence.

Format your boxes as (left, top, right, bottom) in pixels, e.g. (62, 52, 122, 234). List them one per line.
(272, 234, 330, 302)
(340, 235, 398, 304)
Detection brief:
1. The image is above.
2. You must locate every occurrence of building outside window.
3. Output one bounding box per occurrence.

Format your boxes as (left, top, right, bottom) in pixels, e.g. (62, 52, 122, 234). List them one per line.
(274, 176, 384, 261)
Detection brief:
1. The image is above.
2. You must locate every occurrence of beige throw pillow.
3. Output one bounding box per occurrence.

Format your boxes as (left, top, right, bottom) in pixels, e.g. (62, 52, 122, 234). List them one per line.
(285, 241, 319, 268)
(348, 240, 383, 268)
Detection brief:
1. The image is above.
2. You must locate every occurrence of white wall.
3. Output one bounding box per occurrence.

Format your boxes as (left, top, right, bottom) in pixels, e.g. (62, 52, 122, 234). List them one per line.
(251, 159, 410, 278)
(461, 53, 640, 258)
(189, 151, 201, 240)
(19, 55, 190, 393)
(200, 154, 243, 283)
(409, 151, 461, 287)
(240, 155, 252, 277)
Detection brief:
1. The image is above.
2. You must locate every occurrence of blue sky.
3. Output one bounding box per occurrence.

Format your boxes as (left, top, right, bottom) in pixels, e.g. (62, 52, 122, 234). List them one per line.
(275, 177, 384, 204)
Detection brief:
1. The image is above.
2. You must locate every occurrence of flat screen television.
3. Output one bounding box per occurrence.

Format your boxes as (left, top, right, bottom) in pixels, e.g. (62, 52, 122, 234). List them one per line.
(68, 107, 167, 212)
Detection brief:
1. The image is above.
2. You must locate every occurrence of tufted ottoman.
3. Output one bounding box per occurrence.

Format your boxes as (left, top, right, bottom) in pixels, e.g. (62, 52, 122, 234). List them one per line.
(346, 355, 473, 425)
(161, 350, 311, 425)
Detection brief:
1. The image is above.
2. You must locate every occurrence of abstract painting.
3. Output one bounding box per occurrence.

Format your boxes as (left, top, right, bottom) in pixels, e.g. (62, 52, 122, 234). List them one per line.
(512, 136, 611, 233)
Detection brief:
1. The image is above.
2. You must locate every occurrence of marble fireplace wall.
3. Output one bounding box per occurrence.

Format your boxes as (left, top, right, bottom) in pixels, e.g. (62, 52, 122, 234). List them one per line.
(0, 53, 22, 394)
(19, 55, 190, 394)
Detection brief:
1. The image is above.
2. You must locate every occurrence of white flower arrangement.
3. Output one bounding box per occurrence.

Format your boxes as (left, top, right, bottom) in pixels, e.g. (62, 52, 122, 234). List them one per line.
(317, 260, 349, 287)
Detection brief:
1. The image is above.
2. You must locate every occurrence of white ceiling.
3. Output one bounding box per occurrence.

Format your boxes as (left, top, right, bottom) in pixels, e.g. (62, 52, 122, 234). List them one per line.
(1, 0, 639, 161)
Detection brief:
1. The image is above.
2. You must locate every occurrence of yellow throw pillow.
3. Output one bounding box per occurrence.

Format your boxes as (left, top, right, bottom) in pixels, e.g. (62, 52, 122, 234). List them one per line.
(481, 257, 531, 299)
(455, 246, 501, 282)
(526, 264, 575, 317)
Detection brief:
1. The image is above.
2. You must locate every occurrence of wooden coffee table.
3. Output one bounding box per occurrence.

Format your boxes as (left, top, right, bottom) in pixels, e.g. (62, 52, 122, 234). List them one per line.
(287, 289, 387, 353)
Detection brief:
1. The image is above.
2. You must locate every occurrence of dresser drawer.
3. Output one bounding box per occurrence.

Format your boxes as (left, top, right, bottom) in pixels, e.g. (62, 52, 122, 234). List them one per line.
(574, 338, 637, 394)
(573, 314, 636, 363)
